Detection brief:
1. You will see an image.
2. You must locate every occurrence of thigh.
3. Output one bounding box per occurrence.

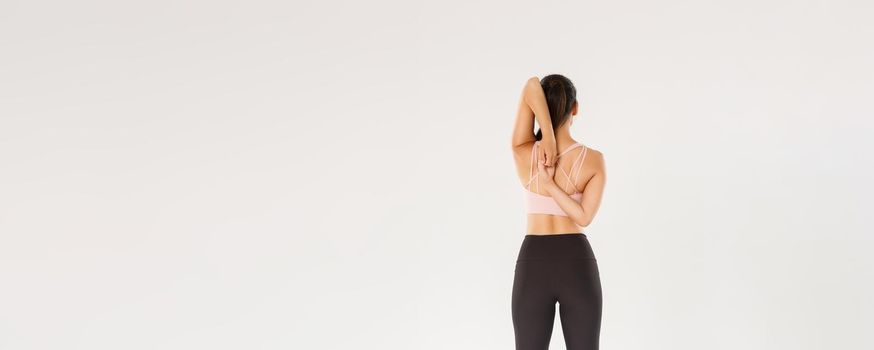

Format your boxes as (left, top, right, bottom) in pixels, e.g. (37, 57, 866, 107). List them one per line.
(556, 259, 602, 350)
(512, 260, 557, 350)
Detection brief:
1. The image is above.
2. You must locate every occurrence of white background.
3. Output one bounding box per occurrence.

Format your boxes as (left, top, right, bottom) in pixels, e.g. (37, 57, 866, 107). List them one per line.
(1, 0, 872, 349)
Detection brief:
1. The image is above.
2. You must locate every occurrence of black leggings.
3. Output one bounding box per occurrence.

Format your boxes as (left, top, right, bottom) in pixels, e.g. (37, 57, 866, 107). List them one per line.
(512, 233, 602, 350)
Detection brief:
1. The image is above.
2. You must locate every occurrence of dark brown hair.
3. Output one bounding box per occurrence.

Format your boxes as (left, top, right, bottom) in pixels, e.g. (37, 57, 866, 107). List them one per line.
(534, 74, 577, 141)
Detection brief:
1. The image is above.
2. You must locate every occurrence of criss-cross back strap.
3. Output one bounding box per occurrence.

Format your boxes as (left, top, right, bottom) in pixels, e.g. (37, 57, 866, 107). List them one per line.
(568, 145, 589, 191)
(526, 141, 582, 192)
(526, 142, 539, 190)
(555, 145, 581, 190)
(557, 143, 581, 158)
(552, 144, 583, 192)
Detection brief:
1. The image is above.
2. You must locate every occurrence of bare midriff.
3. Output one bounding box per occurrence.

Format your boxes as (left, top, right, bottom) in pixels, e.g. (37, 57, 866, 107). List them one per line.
(526, 214, 584, 235)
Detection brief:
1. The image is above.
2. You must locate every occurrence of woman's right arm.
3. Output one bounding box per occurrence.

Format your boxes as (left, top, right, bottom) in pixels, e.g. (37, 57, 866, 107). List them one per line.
(511, 77, 557, 166)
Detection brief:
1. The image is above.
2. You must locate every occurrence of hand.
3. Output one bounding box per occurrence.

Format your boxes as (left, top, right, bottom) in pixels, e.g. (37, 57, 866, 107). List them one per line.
(538, 136, 557, 167)
(536, 158, 557, 187)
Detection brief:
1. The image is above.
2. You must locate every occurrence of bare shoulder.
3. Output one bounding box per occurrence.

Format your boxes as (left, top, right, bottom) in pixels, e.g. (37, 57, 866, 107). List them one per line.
(583, 146, 606, 171)
(586, 146, 604, 161)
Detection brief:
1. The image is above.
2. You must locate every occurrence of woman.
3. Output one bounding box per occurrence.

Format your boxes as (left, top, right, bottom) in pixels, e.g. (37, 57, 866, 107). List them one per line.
(510, 74, 607, 350)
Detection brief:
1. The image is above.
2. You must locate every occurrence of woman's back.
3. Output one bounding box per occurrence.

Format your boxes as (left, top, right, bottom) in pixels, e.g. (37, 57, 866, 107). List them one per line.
(513, 139, 604, 234)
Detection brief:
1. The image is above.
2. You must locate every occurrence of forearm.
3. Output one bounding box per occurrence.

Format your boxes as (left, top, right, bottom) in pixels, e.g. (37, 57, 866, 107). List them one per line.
(523, 77, 554, 139)
(542, 182, 591, 226)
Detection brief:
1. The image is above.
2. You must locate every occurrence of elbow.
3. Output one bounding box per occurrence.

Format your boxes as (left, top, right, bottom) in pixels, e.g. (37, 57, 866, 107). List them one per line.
(526, 76, 541, 87)
(574, 215, 592, 228)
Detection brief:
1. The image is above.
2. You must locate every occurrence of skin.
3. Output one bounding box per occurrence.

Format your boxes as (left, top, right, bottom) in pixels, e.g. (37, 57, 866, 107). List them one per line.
(511, 76, 607, 235)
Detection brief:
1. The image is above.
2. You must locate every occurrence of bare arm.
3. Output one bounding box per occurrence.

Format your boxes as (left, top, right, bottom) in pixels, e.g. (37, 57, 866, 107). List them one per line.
(511, 77, 557, 166)
(540, 152, 607, 227)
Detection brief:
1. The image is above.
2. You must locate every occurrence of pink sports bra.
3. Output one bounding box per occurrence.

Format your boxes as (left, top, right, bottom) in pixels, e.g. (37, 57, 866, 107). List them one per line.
(524, 140, 588, 216)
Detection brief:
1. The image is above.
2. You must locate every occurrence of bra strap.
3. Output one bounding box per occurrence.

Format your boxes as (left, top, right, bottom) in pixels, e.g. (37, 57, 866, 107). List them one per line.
(529, 141, 583, 192)
(570, 145, 589, 186)
(526, 142, 538, 190)
(556, 142, 581, 158)
(558, 143, 581, 192)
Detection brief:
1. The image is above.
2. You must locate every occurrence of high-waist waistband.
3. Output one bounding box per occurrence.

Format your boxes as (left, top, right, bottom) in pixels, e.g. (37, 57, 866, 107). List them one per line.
(524, 233, 587, 239)
(516, 233, 596, 261)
